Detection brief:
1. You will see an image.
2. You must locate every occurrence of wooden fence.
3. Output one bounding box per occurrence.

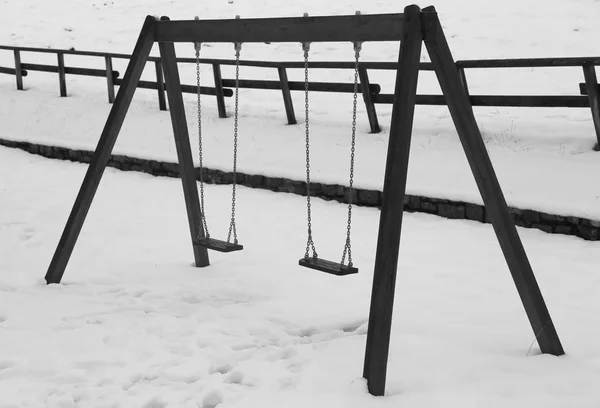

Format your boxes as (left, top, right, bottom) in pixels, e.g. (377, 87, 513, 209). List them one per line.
(1, 45, 599, 148)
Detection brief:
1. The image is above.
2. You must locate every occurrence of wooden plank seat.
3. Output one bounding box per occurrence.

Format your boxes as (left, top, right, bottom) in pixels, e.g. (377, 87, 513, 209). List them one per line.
(194, 237, 243, 253)
(298, 256, 358, 276)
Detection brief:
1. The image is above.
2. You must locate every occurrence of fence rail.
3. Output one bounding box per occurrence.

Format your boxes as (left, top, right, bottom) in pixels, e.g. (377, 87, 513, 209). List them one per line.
(1, 44, 599, 148)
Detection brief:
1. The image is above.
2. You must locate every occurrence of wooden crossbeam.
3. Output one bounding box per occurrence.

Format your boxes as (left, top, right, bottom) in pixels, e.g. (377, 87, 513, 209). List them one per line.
(155, 13, 405, 43)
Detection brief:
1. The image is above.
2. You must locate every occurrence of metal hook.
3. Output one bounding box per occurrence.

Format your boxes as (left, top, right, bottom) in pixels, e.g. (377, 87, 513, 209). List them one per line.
(234, 15, 242, 53)
(301, 13, 311, 52)
(353, 11, 363, 53)
(194, 16, 201, 52)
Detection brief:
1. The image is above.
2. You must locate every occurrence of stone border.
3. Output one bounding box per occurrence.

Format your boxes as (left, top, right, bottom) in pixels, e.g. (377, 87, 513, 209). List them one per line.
(2, 137, 598, 241)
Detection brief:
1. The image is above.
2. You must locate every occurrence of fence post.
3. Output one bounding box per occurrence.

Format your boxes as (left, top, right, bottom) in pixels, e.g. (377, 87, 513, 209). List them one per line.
(57, 52, 67, 97)
(13, 50, 23, 90)
(277, 66, 297, 125)
(358, 68, 380, 133)
(212, 63, 227, 118)
(457, 66, 470, 96)
(582, 64, 600, 150)
(104, 56, 115, 103)
(155, 60, 167, 111)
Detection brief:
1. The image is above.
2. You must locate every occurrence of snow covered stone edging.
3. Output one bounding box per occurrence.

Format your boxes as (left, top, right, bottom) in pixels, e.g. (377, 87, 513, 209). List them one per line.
(2, 138, 599, 242)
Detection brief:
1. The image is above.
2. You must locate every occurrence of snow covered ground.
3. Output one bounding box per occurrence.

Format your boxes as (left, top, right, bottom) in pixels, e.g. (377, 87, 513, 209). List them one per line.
(2, 147, 600, 407)
(1, 0, 600, 219)
(2, 0, 600, 406)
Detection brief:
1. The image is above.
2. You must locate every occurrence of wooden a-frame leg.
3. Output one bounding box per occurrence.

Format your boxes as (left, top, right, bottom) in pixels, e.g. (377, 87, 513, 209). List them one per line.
(45, 16, 158, 284)
(158, 17, 209, 268)
(582, 64, 600, 150)
(421, 6, 564, 356)
(362, 5, 423, 397)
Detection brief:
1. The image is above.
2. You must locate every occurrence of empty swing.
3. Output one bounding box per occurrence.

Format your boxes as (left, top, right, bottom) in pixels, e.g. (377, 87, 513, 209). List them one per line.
(192, 16, 243, 253)
(298, 29, 361, 276)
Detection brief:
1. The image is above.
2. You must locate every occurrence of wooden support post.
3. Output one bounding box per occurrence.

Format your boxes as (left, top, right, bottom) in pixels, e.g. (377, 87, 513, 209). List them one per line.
(422, 6, 564, 355)
(13, 50, 23, 90)
(44, 16, 158, 284)
(57, 52, 67, 97)
(358, 68, 381, 133)
(277, 67, 297, 125)
(212, 63, 228, 118)
(159, 17, 210, 268)
(105, 56, 115, 103)
(458, 66, 470, 97)
(155, 60, 167, 111)
(582, 64, 600, 150)
(362, 4, 423, 397)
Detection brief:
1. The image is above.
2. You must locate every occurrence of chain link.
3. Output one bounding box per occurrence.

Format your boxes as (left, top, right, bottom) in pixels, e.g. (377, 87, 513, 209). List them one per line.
(227, 46, 241, 244)
(302, 44, 318, 259)
(195, 41, 210, 239)
(341, 42, 361, 267)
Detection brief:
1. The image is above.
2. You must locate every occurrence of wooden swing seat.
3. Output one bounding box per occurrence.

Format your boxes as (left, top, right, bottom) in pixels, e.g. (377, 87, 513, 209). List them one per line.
(194, 237, 243, 253)
(298, 257, 358, 276)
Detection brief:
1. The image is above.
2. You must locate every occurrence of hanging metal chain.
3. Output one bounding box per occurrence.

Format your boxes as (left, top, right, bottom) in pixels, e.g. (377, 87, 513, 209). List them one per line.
(303, 42, 318, 260)
(341, 41, 361, 267)
(195, 39, 210, 239)
(227, 43, 241, 244)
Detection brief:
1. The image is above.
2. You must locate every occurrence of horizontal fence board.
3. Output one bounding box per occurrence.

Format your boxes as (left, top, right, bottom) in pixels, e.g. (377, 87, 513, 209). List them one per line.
(456, 57, 600, 69)
(21, 63, 119, 79)
(2, 45, 599, 70)
(114, 78, 233, 97)
(0, 45, 144, 61)
(155, 13, 405, 43)
(372, 94, 591, 107)
(0, 66, 27, 76)
(221, 78, 381, 93)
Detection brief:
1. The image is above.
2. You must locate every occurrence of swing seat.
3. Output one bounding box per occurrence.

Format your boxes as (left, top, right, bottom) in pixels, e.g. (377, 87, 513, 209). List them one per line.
(298, 257, 358, 276)
(194, 237, 243, 253)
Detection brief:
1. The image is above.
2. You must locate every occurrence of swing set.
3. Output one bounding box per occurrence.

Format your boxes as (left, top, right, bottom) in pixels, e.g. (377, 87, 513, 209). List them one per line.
(192, 12, 362, 274)
(43, 5, 565, 396)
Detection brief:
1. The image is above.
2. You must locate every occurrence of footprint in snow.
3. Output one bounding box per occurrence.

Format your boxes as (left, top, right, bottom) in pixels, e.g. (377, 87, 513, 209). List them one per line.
(0, 284, 16, 292)
(0, 360, 16, 370)
(280, 346, 298, 359)
(98, 286, 127, 296)
(223, 369, 244, 385)
(230, 340, 259, 351)
(19, 227, 35, 241)
(202, 389, 224, 408)
(209, 362, 234, 375)
(130, 288, 149, 298)
(182, 293, 202, 304)
(85, 316, 105, 325)
(141, 396, 167, 408)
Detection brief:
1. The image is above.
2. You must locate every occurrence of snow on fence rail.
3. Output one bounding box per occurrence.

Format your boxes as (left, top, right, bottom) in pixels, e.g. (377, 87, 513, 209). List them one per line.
(1, 45, 599, 148)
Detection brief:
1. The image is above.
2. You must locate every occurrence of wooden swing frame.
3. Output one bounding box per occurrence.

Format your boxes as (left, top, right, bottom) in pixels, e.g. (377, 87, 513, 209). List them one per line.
(44, 5, 564, 396)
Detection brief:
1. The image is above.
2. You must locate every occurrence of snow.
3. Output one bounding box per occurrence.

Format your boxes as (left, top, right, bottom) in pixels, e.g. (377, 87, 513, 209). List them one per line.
(2, 146, 600, 407)
(2, 0, 600, 406)
(2, 1, 600, 220)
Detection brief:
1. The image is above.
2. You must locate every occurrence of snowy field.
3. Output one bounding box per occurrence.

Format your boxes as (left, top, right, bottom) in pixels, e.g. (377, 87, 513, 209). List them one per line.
(1, 0, 600, 219)
(2, 0, 600, 406)
(2, 147, 600, 407)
